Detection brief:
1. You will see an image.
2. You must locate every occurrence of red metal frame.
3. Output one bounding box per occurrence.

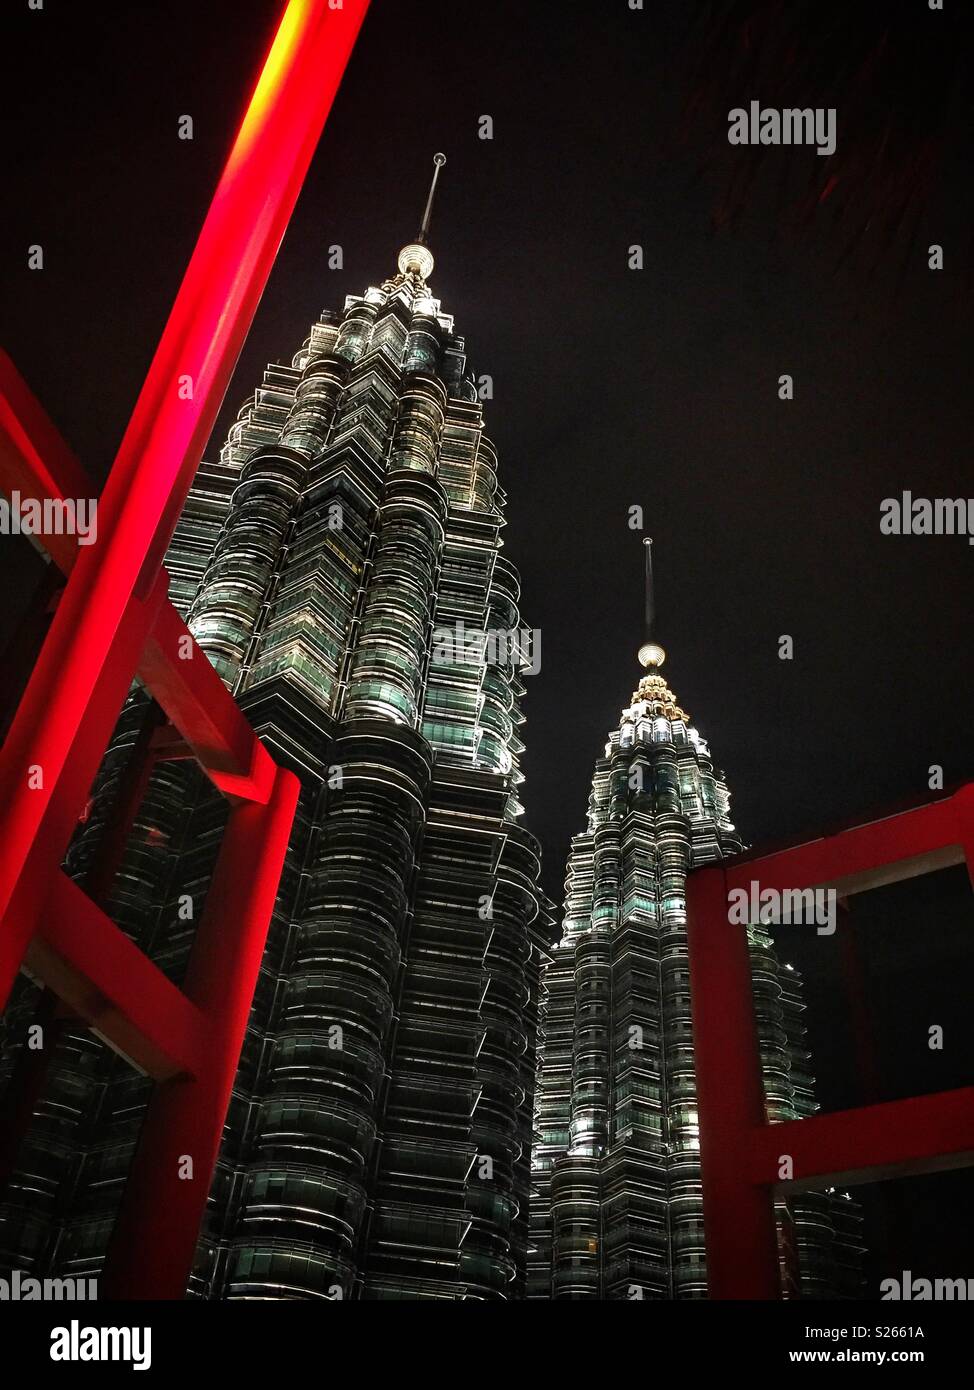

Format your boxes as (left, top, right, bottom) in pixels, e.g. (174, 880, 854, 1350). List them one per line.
(0, 0, 370, 1298)
(687, 783, 974, 1299)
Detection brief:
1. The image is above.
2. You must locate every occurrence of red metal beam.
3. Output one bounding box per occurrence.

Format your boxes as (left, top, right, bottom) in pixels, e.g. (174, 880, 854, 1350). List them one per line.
(0, 0, 367, 1300)
(101, 763, 300, 1300)
(687, 782, 974, 1299)
(749, 1087, 974, 1192)
(0, 348, 90, 576)
(25, 872, 207, 1082)
(723, 786, 972, 897)
(141, 597, 277, 802)
(0, 575, 167, 1007)
(0, 0, 369, 931)
(0, 329, 276, 806)
(687, 861, 782, 1300)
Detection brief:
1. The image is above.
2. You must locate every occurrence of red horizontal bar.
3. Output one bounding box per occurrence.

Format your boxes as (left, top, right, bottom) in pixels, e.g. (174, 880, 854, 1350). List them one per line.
(724, 784, 974, 897)
(140, 595, 275, 802)
(749, 1086, 974, 1192)
(24, 871, 206, 1082)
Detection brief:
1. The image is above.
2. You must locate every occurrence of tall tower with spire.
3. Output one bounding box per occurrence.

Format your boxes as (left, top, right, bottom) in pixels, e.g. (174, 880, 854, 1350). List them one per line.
(0, 157, 553, 1300)
(527, 544, 863, 1299)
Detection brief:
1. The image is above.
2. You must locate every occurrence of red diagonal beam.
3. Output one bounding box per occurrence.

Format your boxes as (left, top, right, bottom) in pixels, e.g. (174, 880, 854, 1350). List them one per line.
(0, 573, 168, 1005)
(0, 354, 277, 803)
(0, 0, 369, 932)
(141, 598, 277, 802)
(25, 871, 207, 1082)
(0, 348, 90, 575)
(0, 1, 341, 1296)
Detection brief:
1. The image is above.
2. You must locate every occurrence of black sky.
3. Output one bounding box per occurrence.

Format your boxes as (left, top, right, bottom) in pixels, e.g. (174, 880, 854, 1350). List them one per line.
(4, 0, 974, 1284)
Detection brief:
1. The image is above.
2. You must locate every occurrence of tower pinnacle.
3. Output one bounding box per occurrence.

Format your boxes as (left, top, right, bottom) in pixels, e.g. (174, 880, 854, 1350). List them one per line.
(398, 153, 447, 281)
(638, 537, 666, 669)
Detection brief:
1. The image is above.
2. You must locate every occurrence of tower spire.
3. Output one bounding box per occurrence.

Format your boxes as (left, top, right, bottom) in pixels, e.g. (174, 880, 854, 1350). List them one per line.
(638, 537, 666, 669)
(644, 536, 656, 643)
(398, 153, 446, 281)
(417, 152, 446, 244)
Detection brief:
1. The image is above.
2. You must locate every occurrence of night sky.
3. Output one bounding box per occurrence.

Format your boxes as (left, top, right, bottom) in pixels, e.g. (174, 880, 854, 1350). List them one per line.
(5, 1, 973, 1289)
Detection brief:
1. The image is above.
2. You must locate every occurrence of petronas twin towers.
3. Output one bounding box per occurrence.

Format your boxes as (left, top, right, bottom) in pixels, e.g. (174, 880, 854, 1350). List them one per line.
(528, 646, 863, 1299)
(0, 160, 861, 1298)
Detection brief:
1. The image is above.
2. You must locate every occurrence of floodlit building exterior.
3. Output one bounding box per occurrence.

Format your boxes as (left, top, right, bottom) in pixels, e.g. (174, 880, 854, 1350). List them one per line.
(0, 166, 553, 1299)
(528, 639, 864, 1299)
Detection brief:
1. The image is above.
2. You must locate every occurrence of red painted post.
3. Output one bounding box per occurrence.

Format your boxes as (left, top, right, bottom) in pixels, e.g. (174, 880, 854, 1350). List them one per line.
(101, 764, 300, 1300)
(687, 863, 782, 1299)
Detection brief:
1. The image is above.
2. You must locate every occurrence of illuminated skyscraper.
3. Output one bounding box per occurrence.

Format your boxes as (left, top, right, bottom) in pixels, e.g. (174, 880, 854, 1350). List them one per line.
(528, 543, 863, 1299)
(0, 158, 552, 1300)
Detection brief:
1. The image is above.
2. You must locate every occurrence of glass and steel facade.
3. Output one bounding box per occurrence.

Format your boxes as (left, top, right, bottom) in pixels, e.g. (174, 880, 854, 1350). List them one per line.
(0, 241, 552, 1299)
(528, 659, 864, 1298)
